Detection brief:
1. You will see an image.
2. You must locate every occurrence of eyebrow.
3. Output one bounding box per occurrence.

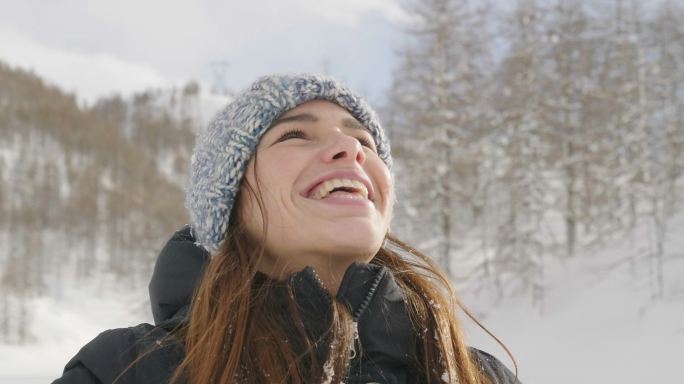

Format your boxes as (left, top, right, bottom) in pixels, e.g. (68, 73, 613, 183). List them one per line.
(341, 118, 367, 131)
(270, 112, 367, 131)
(271, 113, 318, 127)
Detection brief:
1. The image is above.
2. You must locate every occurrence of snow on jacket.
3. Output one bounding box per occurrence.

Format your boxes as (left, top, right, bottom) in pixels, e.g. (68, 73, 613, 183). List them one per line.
(52, 226, 520, 384)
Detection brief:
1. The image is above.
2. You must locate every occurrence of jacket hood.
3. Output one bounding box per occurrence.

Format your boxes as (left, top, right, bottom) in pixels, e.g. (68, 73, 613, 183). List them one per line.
(148, 225, 210, 326)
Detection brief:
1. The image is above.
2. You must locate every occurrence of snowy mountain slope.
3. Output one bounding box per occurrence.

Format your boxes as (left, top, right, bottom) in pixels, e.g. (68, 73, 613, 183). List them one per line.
(0, 271, 152, 383)
(1, 213, 681, 383)
(0, 64, 229, 382)
(2, 61, 683, 384)
(461, 214, 684, 384)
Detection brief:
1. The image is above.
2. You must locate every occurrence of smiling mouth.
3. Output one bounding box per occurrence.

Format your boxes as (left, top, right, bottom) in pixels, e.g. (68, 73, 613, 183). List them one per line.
(307, 178, 369, 200)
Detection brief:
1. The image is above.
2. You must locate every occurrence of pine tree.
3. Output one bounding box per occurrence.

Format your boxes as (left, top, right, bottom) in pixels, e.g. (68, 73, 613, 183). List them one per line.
(486, 0, 553, 305)
(640, 0, 684, 299)
(538, 0, 599, 257)
(387, 0, 493, 278)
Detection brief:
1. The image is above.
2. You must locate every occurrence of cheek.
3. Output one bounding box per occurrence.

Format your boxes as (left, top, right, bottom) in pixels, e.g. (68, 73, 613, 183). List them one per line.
(256, 147, 312, 196)
(373, 161, 394, 209)
(247, 154, 303, 227)
(238, 180, 264, 239)
(385, 185, 395, 217)
(238, 161, 282, 240)
(384, 187, 395, 227)
(255, 164, 296, 204)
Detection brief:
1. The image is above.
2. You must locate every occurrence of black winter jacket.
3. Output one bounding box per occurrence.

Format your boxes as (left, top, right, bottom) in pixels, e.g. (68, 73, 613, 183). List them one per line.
(53, 226, 520, 384)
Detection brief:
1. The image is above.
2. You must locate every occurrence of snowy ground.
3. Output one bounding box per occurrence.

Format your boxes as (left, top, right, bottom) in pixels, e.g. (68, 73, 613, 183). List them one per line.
(0, 275, 153, 384)
(463, 214, 684, 383)
(1, 215, 683, 383)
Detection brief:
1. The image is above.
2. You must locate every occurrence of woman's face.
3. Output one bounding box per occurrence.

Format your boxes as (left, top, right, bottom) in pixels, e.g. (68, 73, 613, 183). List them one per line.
(239, 100, 393, 278)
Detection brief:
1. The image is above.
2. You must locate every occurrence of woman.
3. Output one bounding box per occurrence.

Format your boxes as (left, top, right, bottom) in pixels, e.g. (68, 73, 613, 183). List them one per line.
(53, 74, 519, 383)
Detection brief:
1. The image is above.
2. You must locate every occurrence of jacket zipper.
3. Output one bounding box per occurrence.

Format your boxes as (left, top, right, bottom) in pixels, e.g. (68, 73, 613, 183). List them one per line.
(310, 268, 333, 304)
(349, 320, 359, 359)
(348, 269, 385, 361)
(311, 267, 385, 364)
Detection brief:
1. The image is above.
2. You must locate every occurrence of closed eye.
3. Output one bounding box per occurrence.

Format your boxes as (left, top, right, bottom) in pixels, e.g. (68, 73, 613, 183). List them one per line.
(276, 129, 375, 151)
(357, 136, 375, 150)
(276, 129, 307, 143)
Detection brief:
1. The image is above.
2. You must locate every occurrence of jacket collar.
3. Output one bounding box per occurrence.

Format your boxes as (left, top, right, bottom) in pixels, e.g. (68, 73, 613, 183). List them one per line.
(148, 226, 389, 328)
(148, 226, 209, 326)
(148, 226, 421, 381)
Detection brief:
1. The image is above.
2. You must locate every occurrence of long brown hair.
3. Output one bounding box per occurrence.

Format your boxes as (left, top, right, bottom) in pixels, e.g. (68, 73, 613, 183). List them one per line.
(163, 166, 514, 383)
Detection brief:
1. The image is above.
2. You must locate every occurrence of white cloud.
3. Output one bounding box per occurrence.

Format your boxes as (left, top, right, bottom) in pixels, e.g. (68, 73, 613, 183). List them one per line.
(0, 28, 170, 104)
(0, 0, 406, 102)
(279, 0, 411, 26)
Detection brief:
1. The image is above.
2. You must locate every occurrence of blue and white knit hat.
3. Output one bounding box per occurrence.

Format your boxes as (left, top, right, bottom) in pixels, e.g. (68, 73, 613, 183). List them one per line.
(186, 73, 392, 253)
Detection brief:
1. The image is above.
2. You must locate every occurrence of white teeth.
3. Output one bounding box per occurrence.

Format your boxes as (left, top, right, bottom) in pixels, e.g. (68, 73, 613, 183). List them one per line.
(315, 188, 325, 199)
(351, 180, 366, 195)
(309, 178, 369, 200)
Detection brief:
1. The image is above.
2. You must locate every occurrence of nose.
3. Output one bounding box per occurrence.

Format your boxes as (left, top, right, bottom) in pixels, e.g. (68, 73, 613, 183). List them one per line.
(321, 130, 366, 165)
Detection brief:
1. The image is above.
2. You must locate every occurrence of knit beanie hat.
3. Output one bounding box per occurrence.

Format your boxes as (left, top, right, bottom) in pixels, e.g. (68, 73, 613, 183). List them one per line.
(186, 73, 392, 254)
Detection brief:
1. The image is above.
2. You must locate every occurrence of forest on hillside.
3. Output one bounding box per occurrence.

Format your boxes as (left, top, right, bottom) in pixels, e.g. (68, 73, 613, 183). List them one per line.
(387, 0, 684, 306)
(1, 0, 683, 344)
(0, 64, 201, 343)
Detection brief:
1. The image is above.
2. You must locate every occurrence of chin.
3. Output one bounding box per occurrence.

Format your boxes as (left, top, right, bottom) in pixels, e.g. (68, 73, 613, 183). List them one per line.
(324, 231, 384, 260)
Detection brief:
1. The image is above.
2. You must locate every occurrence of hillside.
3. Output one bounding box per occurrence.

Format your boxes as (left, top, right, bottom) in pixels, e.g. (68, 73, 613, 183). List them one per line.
(0, 60, 682, 383)
(462, 213, 684, 383)
(0, 208, 681, 383)
(0, 61, 227, 345)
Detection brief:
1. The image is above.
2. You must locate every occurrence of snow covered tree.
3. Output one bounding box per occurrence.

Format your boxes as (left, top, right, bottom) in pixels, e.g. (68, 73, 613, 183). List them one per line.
(387, 0, 494, 278)
(483, 0, 555, 305)
(536, 0, 601, 257)
(639, 0, 684, 299)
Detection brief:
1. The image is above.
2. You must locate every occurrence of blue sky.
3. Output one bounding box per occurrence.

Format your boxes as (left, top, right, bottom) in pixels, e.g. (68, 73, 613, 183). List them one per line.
(0, 0, 409, 104)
